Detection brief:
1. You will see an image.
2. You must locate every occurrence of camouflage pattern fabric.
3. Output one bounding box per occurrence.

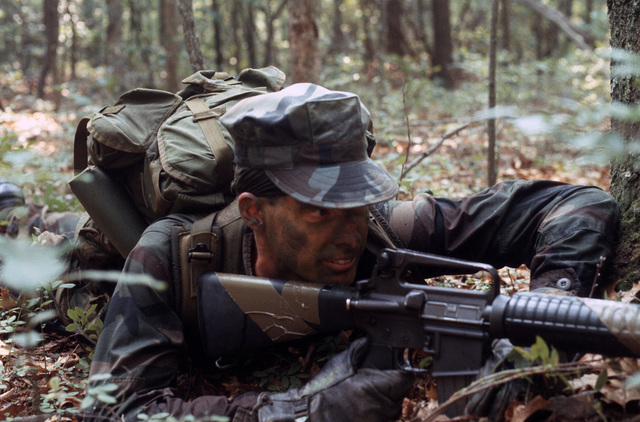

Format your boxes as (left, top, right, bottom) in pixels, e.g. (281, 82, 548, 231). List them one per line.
(85, 180, 619, 422)
(0, 203, 79, 240)
(220, 83, 399, 209)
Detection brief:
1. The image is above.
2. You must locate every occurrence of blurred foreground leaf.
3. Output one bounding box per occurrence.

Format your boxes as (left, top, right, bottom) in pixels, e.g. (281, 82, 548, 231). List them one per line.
(0, 237, 67, 292)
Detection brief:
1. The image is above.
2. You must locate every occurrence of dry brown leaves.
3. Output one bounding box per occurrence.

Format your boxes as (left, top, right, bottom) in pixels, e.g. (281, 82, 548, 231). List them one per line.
(0, 327, 90, 419)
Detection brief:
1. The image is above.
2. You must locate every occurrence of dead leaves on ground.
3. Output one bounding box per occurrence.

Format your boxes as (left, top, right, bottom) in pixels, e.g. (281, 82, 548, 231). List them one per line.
(0, 329, 90, 419)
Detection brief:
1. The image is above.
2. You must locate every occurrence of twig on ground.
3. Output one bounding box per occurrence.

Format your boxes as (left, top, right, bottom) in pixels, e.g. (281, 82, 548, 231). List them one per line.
(400, 123, 471, 180)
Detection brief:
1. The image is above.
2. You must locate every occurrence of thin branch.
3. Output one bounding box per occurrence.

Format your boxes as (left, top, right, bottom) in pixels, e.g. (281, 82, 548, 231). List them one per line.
(589, 256, 606, 298)
(423, 359, 594, 421)
(400, 80, 413, 181)
(400, 123, 471, 179)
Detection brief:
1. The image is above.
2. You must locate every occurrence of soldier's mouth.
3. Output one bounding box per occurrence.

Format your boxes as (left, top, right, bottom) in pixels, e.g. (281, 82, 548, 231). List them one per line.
(324, 257, 356, 272)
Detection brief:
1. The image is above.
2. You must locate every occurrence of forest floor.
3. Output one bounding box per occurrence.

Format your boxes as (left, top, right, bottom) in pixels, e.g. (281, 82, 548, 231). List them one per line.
(1, 68, 640, 421)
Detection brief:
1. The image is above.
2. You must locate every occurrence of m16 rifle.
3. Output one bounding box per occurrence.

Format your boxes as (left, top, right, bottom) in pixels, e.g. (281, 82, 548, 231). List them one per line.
(197, 248, 640, 413)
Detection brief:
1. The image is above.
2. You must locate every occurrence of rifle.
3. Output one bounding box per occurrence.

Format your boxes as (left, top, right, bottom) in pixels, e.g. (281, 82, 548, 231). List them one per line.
(197, 248, 640, 414)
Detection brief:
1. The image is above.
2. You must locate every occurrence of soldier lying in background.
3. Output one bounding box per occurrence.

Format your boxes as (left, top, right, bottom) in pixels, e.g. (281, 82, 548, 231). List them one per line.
(0, 179, 78, 241)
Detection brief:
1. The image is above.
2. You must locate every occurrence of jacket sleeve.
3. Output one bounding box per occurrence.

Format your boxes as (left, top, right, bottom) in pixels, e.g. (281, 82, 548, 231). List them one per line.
(84, 215, 257, 421)
(380, 180, 619, 296)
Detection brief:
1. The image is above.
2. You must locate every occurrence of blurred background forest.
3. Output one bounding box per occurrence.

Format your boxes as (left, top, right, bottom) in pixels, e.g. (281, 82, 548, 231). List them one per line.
(4, 0, 640, 420)
(0, 0, 615, 209)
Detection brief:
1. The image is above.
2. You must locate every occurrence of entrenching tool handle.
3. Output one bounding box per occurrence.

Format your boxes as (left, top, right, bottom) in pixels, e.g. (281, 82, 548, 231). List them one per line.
(490, 292, 640, 357)
(69, 167, 148, 258)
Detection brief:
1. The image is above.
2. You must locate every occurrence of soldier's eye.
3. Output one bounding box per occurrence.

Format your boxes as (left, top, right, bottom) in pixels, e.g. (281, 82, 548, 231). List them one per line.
(311, 208, 328, 217)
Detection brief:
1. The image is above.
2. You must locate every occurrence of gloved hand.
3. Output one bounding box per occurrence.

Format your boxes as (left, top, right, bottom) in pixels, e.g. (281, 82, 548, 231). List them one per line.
(236, 337, 414, 422)
(465, 339, 532, 422)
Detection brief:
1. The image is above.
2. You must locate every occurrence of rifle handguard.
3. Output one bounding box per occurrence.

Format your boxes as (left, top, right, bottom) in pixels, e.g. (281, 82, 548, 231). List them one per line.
(490, 292, 640, 356)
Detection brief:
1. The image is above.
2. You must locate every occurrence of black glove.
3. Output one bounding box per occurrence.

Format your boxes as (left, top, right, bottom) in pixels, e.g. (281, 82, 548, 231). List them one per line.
(465, 339, 528, 422)
(237, 337, 414, 422)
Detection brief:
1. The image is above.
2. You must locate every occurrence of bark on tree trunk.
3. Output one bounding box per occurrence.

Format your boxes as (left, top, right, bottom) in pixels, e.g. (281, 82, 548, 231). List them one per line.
(431, 0, 454, 89)
(359, 0, 377, 67)
(129, 0, 155, 87)
(287, 0, 319, 84)
(160, 0, 180, 92)
(106, 0, 123, 66)
(262, 0, 287, 67)
(231, 0, 243, 73)
(211, 0, 224, 69)
(179, 0, 206, 71)
(607, 0, 640, 286)
(328, 0, 345, 54)
(384, 0, 412, 56)
(37, 0, 59, 99)
(244, 1, 257, 67)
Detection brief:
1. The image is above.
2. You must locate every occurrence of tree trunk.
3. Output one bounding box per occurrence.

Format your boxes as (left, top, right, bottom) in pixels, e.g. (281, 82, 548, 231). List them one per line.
(328, 0, 345, 54)
(66, 1, 78, 79)
(160, 0, 180, 92)
(516, 0, 593, 50)
(179, 0, 206, 71)
(18, 6, 35, 87)
(359, 0, 377, 68)
(211, 0, 224, 69)
(37, 0, 59, 99)
(231, 0, 243, 72)
(262, 0, 287, 67)
(607, 0, 640, 286)
(129, 0, 155, 87)
(500, 0, 511, 51)
(244, 0, 257, 67)
(487, 0, 499, 186)
(414, 0, 432, 57)
(106, 0, 123, 67)
(287, 0, 319, 84)
(585, 0, 593, 24)
(384, 0, 411, 56)
(431, 0, 454, 89)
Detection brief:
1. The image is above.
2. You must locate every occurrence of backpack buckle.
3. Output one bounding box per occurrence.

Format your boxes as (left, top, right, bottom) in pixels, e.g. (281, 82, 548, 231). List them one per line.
(189, 243, 213, 261)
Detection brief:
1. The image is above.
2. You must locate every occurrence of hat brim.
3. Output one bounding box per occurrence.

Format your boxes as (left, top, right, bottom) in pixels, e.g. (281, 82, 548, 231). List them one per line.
(265, 159, 399, 209)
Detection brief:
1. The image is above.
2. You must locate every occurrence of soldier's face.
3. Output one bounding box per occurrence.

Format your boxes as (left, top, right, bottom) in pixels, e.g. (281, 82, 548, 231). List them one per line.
(258, 196, 368, 286)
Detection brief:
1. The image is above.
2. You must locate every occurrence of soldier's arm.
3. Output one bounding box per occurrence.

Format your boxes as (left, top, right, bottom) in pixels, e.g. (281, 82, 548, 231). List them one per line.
(85, 215, 256, 421)
(379, 180, 619, 296)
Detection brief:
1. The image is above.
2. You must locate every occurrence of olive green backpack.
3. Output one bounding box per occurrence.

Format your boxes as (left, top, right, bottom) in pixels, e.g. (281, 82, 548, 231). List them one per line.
(70, 67, 286, 258)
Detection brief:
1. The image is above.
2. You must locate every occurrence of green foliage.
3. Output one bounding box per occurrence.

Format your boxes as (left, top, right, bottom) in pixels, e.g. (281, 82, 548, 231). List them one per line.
(0, 236, 68, 292)
(251, 334, 346, 392)
(66, 304, 103, 346)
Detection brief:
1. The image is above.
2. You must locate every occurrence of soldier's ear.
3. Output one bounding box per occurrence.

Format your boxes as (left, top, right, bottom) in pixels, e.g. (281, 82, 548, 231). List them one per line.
(238, 192, 264, 230)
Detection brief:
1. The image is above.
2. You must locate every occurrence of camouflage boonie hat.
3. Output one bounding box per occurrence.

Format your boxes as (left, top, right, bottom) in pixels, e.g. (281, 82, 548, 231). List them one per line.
(219, 83, 399, 208)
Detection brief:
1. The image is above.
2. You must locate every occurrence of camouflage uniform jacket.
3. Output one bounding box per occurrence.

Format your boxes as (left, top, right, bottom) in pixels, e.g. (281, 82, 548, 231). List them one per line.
(86, 180, 619, 421)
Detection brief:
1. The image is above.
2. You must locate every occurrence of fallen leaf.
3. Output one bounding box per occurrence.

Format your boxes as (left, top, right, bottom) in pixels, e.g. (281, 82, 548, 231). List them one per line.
(599, 378, 640, 407)
(509, 396, 551, 422)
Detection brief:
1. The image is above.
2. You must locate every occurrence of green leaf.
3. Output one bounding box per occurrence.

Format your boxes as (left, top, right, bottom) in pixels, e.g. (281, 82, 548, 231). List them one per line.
(290, 376, 302, 389)
(0, 237, 67, 292)
(530, 336, 550, 363)
(13, 330, 43, 347)
(595, 368, 608, 392)
(66, 323, 80, 332)
(97, 393, 117, 404)
(67, 308, 79, 321)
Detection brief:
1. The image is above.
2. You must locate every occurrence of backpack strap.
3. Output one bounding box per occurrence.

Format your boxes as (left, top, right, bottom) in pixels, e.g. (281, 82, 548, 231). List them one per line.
(176, 199, 243, 330)
(184, 97, 233, 186)
(73, 116, 91, 174)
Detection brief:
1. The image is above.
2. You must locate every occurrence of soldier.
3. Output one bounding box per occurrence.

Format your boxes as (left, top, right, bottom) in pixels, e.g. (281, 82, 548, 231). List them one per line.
(0, 179, 79, 241)
(85, 84, 619, 421)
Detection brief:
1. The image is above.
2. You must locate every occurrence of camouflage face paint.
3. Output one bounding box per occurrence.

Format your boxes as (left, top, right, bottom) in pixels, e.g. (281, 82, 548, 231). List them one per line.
(256, 196, 368, 285)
